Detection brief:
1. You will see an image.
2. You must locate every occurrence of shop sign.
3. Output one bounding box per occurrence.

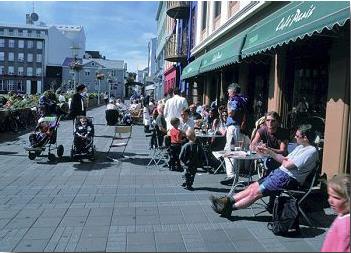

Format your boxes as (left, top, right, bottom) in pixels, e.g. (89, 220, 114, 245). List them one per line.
(276, 4, 316, 32)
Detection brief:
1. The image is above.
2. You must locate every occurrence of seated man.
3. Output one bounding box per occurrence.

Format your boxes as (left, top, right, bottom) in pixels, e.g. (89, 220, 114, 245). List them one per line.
(74, 116, 94, 153)
(210, 124, 319, 218)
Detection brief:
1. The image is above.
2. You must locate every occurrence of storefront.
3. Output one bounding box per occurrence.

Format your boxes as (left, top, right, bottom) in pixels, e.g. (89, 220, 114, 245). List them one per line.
(241, 1, 350, 177)
(163, 66, 177, 95)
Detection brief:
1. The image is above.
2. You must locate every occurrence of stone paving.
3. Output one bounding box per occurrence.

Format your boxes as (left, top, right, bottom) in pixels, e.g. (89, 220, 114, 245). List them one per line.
(0, 106, 335, 252)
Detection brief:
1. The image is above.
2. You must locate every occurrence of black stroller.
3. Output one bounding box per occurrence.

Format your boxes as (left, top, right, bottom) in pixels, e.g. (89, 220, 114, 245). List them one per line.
(70, 116, 95, 160)
(25, 115, 64, 161)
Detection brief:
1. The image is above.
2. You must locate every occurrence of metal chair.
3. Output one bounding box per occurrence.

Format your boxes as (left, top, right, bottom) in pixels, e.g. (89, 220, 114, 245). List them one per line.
(106, 125, 132, 161)
(147, 134, 170, 170)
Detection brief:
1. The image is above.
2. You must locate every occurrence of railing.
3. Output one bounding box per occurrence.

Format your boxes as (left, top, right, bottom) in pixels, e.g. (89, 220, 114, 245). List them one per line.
(166, 1, 190, 19)
(164, 33, 188, 62)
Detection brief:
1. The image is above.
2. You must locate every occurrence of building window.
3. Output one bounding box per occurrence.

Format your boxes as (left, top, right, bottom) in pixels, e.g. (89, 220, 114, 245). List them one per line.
(0, 52, 4, 61)
(36, 68, 42, 76)
(27, 53, 33, 62)
(17, 80, 24, 92)
(7, 80, 15, 91)
(27, 40, 33, 48)
(36, 54, 42, 63)
(18, 66, 24, 76)
(228, 1, 240, 17)
(27, 67, 33, 76)
(41, 31, 46, 36)
(0, 39, 4, 47)
(18, 40, 24, 48)
(8, 66, 14, 75)
(0, 80, 4, 91)
(85, 70, 90, 76)
(37, 41, 43, 49)
(215, 1, 221, 17)
(9, 39, 15, 48)
(23, 30, 27, 36)
(18, 53, 24, 62)
(0, 66, 3, 75)
(8, 52, 14, 61)
(202, 1, 208, 30)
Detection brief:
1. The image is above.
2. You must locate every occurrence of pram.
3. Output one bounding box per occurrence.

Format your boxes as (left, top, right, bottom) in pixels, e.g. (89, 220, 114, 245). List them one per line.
(70, 116, 95, 160)
(25, 115, 64, 161)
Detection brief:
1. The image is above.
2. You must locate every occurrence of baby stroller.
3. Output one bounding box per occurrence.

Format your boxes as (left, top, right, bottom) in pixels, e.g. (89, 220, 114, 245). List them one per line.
(71, 116, 95, 160)
(25, 115, 64, 161)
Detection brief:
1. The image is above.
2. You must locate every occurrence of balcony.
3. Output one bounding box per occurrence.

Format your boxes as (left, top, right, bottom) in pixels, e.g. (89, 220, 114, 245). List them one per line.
(166, 1, 190, 19)
(164, 33, 187, 62)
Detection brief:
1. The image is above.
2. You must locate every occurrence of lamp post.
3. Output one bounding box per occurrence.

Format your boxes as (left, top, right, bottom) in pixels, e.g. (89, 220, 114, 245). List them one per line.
(69, 56, 82, 90)
(96, 72, 105, 105)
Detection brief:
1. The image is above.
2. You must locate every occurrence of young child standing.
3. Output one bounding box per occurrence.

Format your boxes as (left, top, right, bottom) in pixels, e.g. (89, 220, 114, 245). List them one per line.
(321, 174, 350, 252)
(168, 117, 184, 171)
(180, 128, 205, 190)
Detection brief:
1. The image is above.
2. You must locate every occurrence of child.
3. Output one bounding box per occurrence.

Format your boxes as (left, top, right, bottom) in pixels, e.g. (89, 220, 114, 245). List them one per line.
(74, 116, 94, 153)
(168, 117, 184, 171)
(321, 174, 350, 252)
(28, 120, 54, 148)
(180, 128, 205, 190)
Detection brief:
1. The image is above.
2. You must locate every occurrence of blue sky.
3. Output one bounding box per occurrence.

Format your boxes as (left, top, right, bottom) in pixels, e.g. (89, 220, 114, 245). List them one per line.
(0, 1, 158, 73)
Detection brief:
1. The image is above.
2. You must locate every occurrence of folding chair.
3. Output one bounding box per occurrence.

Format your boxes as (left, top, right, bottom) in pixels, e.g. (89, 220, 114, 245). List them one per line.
(106, 125, 132, 161)
(147, 134, 170, 170)
(212, 151, 226, 174)
(281, 162, 321, 227)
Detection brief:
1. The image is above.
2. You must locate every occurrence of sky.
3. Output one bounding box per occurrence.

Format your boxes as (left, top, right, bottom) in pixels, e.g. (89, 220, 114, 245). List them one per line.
(0, 1, 158, 73)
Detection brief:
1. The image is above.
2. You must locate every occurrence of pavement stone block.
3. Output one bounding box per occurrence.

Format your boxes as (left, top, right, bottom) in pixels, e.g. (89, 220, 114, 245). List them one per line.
(14, 239, 48, 252)
(111, 215, 136, 226)
(156, 242, 187, 252)
(75, 237, 107, 251)
(23, 227, 56, 240)
(80, 226, 109, 238)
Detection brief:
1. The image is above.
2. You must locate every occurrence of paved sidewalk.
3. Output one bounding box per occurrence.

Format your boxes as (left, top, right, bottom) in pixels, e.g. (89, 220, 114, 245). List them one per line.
(0, 106, 334, 252)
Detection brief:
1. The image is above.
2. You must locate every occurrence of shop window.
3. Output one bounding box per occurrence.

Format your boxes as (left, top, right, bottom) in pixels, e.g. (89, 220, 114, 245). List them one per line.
(7, 80, 15, 91)
(0, 80, 4, 91)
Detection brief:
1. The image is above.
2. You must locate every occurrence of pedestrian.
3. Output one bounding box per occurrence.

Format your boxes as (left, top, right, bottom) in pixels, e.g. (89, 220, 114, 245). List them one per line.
(180, 128, 206, 190)
(69, 84, 87, 120)
(164, 87, 188, 130)
(103, 92, 109, 105)
(226, 83, 248, 134)
(321, 174, 350, 252)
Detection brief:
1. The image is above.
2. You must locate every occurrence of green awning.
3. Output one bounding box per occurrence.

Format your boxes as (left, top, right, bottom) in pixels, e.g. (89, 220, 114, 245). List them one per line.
(199, 33, 246, 74)
(181, 56, 203, 80)
(242, 1, 350, 58)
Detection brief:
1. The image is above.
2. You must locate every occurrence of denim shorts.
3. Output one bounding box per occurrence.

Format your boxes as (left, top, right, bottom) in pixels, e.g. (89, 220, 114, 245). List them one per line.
(258, 169, 299, 196)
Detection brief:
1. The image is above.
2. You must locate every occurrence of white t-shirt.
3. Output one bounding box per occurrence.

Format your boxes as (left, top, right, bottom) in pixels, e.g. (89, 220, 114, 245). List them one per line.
(179, 118, 195, 132)
(164, 95, 188, 129)
(279, 144, 319, 184)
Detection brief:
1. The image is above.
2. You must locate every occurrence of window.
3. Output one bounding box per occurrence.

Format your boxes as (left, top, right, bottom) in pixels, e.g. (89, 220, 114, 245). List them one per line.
(27, 40, 33, 48)
(215, 1, 221, 17)
(17, 80, 24, 92)
(41, 31, 46, 36)
(36, 54, 42, 63)
(27, 53, 33, 62)
(0, 39, 4, 47)
(0, 80, 4, 91)
(0, 66, 3, 74)
(0, 52, 4, 61)
(37, 41, 43, 49)
(9, 39, 15, 48)
(8, 52, 14, 61)
(18, 40, 24, 48)
(18, 53, 24, 62)
(27, 67, 33, 76)
(23, 30, 27, 36)
(7, 80, 15, 91)
(85, 70, 90, 76)
(18, 66, 23, 75)
(228, 1, 240, 17)
(36, 68, 42, 76)
(202, 1, 208, 30)
(8, 66, 14, 75)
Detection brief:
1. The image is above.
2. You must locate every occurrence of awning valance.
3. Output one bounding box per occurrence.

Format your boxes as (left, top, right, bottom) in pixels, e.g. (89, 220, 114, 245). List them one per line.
(242, 1, 350, 58)
(199, 33, 246, 74)
(181, 56, 203, 80)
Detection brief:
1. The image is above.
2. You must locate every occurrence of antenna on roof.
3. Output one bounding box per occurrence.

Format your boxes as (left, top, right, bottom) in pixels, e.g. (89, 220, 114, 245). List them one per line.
(26, 1, 39, 24)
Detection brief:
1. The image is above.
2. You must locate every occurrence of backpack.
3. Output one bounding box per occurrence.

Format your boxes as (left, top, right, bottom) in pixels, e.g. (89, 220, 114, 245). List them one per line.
(267, 196, 300, 236)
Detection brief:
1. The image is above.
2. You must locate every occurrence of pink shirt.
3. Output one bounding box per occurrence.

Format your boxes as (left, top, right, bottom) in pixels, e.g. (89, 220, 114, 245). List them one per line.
(321, 213, 350, 252)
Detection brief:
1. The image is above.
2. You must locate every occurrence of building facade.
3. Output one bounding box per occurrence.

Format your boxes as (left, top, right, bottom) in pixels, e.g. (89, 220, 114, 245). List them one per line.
(0, 24, 47, 94)
(180, 1, 350, 178)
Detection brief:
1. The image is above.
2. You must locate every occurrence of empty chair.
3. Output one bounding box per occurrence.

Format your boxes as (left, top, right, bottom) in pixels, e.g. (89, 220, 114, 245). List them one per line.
(106, 125, 132, 161)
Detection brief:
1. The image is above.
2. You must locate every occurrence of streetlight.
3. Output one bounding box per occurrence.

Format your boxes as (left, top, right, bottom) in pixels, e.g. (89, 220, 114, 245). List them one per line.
(96, 72, 105, 105)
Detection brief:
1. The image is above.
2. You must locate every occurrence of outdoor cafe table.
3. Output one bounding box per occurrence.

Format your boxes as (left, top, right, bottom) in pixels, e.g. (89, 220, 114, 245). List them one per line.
(222, 151, 265, 195)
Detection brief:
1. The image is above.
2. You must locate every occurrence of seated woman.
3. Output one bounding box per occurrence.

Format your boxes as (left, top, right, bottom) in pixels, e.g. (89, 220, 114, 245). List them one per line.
(210, 124, 319, 218)
(74, 116, 94, 153)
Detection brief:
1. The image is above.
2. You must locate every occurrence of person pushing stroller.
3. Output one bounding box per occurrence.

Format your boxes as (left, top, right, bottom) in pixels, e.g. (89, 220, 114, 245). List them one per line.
(74, 116, 94, 154)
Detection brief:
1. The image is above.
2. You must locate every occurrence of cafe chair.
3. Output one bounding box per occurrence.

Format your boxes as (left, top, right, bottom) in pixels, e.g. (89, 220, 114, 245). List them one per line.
(147, 134, 170, 170)
(106, 125, 132, 161)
